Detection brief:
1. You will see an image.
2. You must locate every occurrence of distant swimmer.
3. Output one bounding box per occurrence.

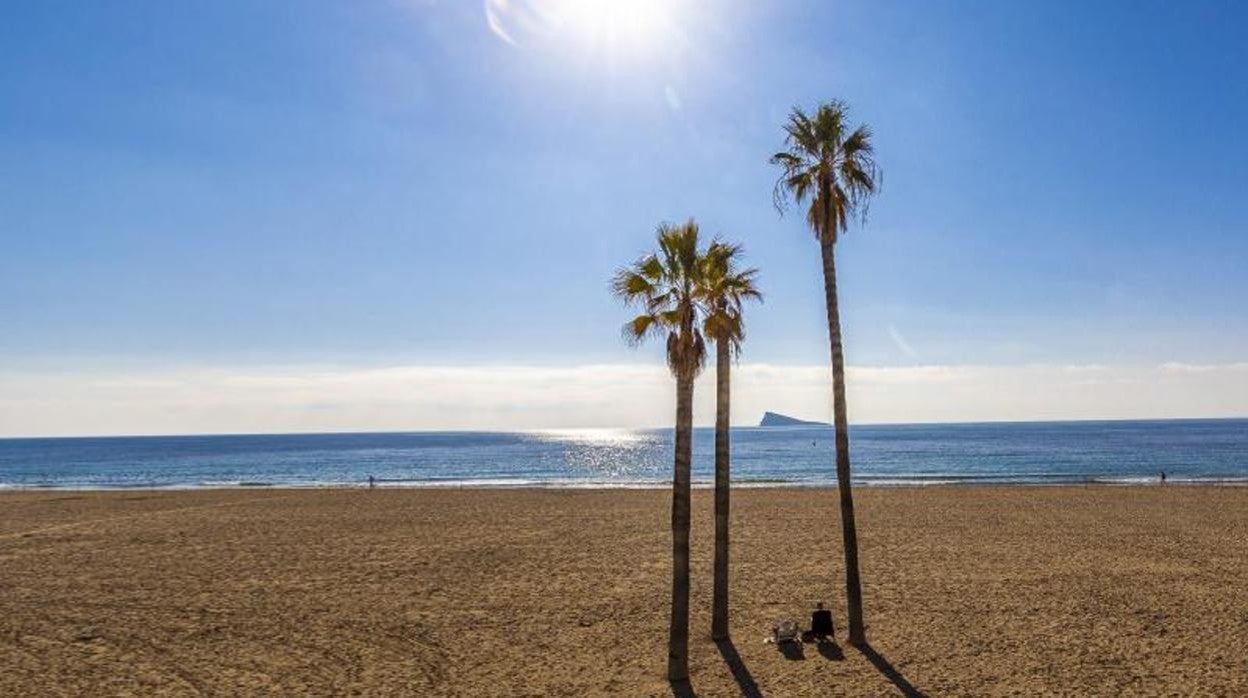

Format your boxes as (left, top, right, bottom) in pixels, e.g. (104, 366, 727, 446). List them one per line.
(1159, 471, 1166, 484)
(369, 474, 376, 489)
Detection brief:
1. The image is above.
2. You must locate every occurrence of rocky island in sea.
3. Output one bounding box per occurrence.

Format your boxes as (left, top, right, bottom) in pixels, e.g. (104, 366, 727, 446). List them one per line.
(758, 411, 831, 427)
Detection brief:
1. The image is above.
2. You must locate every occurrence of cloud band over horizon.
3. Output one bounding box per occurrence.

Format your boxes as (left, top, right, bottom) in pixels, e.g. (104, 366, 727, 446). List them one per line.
(1, 361, 1246, 438)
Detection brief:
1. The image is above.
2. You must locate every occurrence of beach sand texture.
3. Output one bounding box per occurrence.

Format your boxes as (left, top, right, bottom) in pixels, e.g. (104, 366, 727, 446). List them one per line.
(2, 487, 1246, 696)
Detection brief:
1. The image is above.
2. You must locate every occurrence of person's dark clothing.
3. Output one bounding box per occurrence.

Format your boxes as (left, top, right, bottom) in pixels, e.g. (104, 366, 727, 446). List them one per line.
(811, 609, 834, 638)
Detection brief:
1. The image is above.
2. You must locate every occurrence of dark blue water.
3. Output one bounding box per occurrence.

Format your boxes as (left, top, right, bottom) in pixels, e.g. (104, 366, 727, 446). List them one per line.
(1, 419, 1246, 489)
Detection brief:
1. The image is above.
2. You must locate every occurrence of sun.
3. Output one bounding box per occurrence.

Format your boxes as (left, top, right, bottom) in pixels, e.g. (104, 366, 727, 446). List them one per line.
(485, 0, 678, 57)
(549, 0, 671, 51)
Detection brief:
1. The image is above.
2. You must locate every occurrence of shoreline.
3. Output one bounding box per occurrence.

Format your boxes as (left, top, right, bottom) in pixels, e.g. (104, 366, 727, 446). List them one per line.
(3, 479, 1247, 493)
(6, 420, 1245, 494)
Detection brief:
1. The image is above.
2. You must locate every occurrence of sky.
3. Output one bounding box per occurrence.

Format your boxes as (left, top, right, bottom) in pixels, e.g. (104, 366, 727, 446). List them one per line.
(2, 0, 1247, 436)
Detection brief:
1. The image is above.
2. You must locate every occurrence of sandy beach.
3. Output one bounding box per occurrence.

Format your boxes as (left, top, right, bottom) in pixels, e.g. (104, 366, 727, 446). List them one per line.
(2, 486, 1246, 696)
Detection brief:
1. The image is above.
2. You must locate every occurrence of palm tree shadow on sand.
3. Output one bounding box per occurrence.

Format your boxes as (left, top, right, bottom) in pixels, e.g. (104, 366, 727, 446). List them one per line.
(668, 639, 763, 698)
(670, 639, 924, 697)
(817, 639, 924, 697)
(669, 678, 696, 698)
(717, 639, 763, 697)
(857, 643, 927, 698)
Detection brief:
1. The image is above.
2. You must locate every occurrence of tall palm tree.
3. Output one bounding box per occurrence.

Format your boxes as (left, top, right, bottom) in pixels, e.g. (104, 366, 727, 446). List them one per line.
(612, 220, 708, 683)
(770, 100, 880, 646)
(699, 241, 761, 641)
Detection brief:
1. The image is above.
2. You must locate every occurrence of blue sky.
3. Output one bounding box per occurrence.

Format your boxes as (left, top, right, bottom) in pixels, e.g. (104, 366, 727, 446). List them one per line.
(2, 1, 1247, 434)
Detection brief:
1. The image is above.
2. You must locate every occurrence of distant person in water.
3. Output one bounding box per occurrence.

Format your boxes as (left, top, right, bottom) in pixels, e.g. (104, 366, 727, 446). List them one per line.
(1160, 471, 1166, 484)
(810, 601, 834, 640)
(369, 475, 376, 489)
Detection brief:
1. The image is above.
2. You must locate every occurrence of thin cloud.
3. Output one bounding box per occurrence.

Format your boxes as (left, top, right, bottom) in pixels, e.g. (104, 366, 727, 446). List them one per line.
(2, 361, 1247, 437)
(1159, 362, 1248, 374)
(887, 324, 918, 358)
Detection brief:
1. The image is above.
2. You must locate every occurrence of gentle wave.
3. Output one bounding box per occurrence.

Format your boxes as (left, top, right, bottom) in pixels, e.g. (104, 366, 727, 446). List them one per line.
(3, 476, 1248, 491)
(3, 420, 1246, 491)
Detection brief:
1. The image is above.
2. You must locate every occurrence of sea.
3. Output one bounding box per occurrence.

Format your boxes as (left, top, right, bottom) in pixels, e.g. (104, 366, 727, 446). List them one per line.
(1, 418, 1246, 490)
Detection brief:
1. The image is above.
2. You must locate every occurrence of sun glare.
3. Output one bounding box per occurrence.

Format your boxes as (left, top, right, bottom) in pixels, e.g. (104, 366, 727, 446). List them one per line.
(552, 0, 669, 50)
(485, 0, 678, 57)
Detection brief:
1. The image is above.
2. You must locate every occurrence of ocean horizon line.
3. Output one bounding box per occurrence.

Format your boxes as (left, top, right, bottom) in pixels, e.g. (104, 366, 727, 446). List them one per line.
(2, 414, 1246, 442)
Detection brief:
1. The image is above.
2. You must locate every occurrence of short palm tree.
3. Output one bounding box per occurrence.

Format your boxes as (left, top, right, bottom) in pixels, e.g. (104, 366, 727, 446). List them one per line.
(699, 241, 761, 641)
(612, 220, 708, 683)
(770, 100, 880, 646)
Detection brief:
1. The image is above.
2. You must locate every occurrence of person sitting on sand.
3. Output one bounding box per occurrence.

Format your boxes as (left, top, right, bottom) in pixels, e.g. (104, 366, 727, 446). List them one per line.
(811, 601, 834, 640)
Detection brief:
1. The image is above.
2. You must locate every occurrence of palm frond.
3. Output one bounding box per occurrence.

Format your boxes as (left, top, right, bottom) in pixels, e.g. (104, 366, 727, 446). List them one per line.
(769, 100, 881, 243)
(698, 238, 762, 359)
(613, 220, 719, 379)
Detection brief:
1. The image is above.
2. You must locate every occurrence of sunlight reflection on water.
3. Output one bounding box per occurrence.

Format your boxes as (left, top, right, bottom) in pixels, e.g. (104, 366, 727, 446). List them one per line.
(3, 421, 1247, 489)
(528, 428, 652, 445)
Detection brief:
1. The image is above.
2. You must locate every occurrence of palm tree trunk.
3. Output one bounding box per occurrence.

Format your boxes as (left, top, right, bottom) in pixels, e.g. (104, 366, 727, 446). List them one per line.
(711, 339, 731, 640)
(820, 238, 866, 646)
(668, 370, 694, 682)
